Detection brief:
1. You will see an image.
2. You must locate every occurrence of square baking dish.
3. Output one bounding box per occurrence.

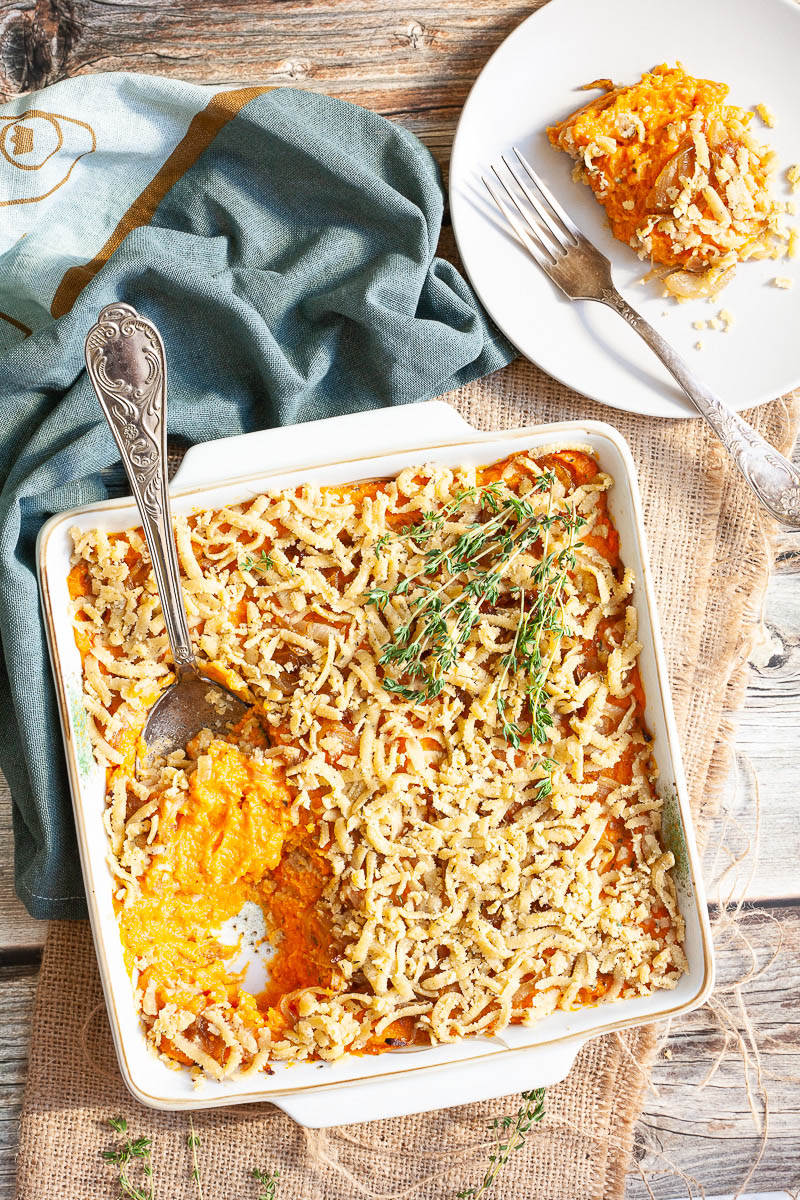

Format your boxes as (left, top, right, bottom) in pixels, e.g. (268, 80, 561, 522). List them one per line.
(37, 401, 714, 1125)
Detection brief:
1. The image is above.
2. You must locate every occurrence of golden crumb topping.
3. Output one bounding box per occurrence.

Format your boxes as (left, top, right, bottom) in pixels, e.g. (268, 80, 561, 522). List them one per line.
(69, 447, 686, 1079)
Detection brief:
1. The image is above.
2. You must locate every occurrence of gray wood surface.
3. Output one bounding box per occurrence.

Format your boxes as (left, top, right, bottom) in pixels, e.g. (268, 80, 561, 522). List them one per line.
(0, 965, 36, 1200)
(0, 803, 44, 955)
(0, 0, 798, 1196)
(628, 517, 800, 1198)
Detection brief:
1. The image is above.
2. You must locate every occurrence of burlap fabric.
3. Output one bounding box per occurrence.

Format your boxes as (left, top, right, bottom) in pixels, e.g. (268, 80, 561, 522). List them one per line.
(16, 360, 799, 1199)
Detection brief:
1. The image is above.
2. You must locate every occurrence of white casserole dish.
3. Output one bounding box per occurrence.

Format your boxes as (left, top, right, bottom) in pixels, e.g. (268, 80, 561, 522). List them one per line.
(37, 401, 714, 1125)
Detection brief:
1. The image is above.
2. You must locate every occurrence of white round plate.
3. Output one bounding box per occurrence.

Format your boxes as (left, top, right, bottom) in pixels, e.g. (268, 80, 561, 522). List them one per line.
(450, 0, 800, 418)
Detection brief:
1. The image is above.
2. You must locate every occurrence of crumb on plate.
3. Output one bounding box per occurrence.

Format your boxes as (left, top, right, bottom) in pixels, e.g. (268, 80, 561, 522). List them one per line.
(755, 102, 776, 128)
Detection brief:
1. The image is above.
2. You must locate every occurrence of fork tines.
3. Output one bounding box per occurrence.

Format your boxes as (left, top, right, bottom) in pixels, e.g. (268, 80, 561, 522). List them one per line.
(483, 146, 583, 265)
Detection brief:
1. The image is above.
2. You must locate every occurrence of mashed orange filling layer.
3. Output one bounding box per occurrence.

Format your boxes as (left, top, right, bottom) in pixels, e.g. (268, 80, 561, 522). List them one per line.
(113, 737, 335, 1057)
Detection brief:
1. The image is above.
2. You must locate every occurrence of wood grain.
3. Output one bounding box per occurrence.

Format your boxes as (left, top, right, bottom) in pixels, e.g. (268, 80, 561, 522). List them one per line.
(0, 0, 81, 100)
(628, 905, 800, 1199)
(0, 964, 36, 1200)
(732, 572, 800, 903)
(0, 0, 538, 168)
(0, 787, 46, 953)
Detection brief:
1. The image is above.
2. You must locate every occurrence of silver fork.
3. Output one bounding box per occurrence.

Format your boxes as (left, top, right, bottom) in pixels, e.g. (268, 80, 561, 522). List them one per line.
(484, 148, 800, 527)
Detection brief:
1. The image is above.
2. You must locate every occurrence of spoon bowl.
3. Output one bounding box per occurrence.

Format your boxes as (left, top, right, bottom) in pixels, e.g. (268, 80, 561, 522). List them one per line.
(143, 668, 249, 761)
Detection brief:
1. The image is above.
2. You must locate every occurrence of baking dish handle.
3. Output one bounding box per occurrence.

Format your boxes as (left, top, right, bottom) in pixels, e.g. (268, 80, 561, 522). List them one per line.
(172, 401, 474, 491)
(274, 1037, 587, 1129)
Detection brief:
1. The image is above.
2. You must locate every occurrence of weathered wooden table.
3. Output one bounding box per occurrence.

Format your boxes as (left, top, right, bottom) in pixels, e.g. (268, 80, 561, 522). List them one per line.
(1, 3, 798, 1197)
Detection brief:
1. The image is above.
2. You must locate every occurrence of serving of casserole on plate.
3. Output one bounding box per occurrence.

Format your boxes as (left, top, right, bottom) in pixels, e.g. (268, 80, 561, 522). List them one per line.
(38, 404, 713, 1123)
(547, 62, 791, 301)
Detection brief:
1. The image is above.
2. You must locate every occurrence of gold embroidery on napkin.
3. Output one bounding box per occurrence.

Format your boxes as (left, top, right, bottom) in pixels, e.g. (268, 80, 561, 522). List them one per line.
(0, 310, 32, 338)
(0, 111, 96, 205)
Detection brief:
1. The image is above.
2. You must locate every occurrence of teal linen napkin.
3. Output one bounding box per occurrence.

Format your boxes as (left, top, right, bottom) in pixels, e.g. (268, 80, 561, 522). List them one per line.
(0, 74, 513, 919)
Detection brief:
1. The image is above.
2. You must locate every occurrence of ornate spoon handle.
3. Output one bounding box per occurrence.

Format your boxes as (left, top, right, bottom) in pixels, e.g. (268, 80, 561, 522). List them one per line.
(85, 303, 197, 674)
(603, 289, 800, 526)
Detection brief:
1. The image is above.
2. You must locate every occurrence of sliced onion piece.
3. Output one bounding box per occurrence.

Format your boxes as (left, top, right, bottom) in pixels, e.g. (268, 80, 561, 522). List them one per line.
(549, 87, 624, 137)
(706, 119, 730, 151)
(646, 140, 696, 212)
(663, 263, 736, 300)
(579, 77, 615, 93)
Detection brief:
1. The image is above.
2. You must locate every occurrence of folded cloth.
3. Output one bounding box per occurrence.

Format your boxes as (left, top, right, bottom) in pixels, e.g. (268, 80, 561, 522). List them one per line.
(0, 73, 513, 919)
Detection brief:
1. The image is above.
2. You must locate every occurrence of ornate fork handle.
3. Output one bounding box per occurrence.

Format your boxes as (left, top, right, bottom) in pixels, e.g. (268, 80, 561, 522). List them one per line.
(85, 303, 197, 673)
(603, 289, 800, 526)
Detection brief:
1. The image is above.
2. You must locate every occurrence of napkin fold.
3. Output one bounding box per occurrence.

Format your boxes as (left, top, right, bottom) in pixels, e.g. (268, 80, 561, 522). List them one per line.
(0, 73, 512, 918)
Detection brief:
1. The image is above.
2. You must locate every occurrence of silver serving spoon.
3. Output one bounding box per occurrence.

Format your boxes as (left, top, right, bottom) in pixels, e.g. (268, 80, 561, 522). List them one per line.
(85, 302, 249, 761)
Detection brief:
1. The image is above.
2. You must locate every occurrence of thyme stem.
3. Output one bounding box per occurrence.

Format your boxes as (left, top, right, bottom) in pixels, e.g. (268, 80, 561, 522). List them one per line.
(188, 1115, 204, 1200)
(102, 1117, 156, 1200)
(457, 1088, 546, 1199)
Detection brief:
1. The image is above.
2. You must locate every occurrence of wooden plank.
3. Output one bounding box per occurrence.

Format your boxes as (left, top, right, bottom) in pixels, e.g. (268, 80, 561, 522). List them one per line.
(0, 0, 533, 171)
(0, 964, 37, 1200)
(627, 904, 800, 1199)
(715, 573, 800, 904)
(0, 783, 47, 953)
(702, 440, 800, 905)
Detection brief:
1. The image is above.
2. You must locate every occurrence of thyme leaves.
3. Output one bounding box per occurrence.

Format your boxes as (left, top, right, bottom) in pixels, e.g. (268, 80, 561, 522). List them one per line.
(366, 472, 583, 759)
(239, 549, 275, 575)
(102, 1117, 279, 1200)
(252, 1167, 281, 1200)
(457, 1087, 546, 1199)
(103, 1117, 156, 1200)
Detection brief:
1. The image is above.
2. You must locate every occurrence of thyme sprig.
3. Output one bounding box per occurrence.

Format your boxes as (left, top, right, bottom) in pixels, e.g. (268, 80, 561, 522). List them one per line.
(103, 1116, 280, 1199)
(239, 548, 274, 574)
(366, 472, 583, 763)
(494, 483, 582, 756)
(457, 1088, 546, 1199)
(188, 1116, 204, 1199)
(103, 1117, 156, 1200)
(252, 1167, 281, 1199)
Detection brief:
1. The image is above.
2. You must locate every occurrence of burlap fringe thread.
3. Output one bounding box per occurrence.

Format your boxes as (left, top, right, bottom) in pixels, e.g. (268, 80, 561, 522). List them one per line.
(15, 365, 800, 1200)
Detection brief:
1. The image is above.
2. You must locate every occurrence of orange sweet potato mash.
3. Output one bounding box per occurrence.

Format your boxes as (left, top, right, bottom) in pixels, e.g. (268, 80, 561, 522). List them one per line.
(106, 730, 337, 1060)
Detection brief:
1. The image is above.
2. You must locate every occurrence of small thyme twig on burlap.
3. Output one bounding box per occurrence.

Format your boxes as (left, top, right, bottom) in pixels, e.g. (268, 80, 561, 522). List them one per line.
(188, 1115, 204, 1199)
(103, 1117, 156, 1200)
(457, 1088, 546, 1199)
(104, 1115, 283, 1199)
(252, 1166, 281, 1199)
